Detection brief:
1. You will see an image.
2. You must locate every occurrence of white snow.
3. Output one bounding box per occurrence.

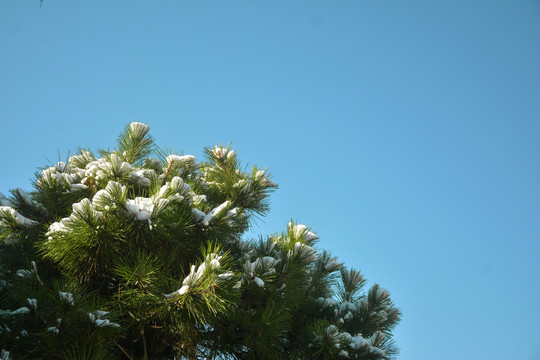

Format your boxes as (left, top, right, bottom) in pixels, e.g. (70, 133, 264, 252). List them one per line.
(158, 176, 191, 200)
(336, 301, 358, 316)
(165, 253, 225, 298)
(213, 146, 222, 158)
(110, 153, 133, 173)
(170, 193, 184, 202)
(0, 349, 10, 360)
(0, 193, 13, 207)
(129, 170, 151, 186)
(289, 242, 318, 263)
(317, 297, 338, 309)
(291, 223, 306, 236)
(164, 285, 190, 298)
(84, 155, 133, 181)
(16, 262, 42, 284)
(92, 190, 107, 206)
(226, 208, 238, 217)
(233, 179, 250, 191)
(170, 176, 186, 188)
(348, 333, 374, 350)
(13, 188, 35, 206)
(69, 151, 95, 168)
(202, 201, 231, 226)
(9, 307, 30, 316)
(130, 122, 149, 136)
(89, 310, 120, 328)
(175, 285, 190, 295)
(126, 197, 154, 222)
(56, 161, 68, 173)
(167, 154, 196, 164)
(212, 146, 234, 160)
(38, 167, 63, 185)
(95, 319, 120, 327)
(218, 271, 234, 279)
(90, 310, 107, 318)
(92, 181, 127, 209)
(249, 256, 280, 274)
(303, 230, 318, 242)
(209, 258, 220, 269)
(59, 291, 74, 305)
(26, 298, 37, 310)
(192, 194, 206, 205)
(0, 324, 11, 333)
(191, 208, 206, 222)
(152, 198, 170, 216)
(254, 169, 276, 187)
(253, 277, 265, 287)
(242, 256, 279, 286)
(137, 210, 151, 221)
(288, 222, 318, 243)
(0, 206, 38, 228)
(45, 319, 62, 334)
(70, 183, 89, 191)
(47, 221, 68, 234)
(146, 158, 162, 168)
(370, 347, 385, 356)
(69, 199, 104, 224)
(47, 326, 59, 334)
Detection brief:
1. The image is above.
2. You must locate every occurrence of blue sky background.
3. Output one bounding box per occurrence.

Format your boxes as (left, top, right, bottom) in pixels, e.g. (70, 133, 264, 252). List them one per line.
(1, 1, 539, 359)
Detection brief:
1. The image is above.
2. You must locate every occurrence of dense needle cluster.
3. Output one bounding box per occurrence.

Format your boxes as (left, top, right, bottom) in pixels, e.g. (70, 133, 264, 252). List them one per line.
(0, 123, 400, 359)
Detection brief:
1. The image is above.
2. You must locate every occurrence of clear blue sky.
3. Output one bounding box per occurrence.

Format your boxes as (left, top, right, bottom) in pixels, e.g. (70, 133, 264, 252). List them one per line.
(1, 1, 539, 359)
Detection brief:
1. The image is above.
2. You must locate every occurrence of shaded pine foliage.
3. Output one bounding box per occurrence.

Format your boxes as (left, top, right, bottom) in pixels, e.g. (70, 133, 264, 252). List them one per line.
(0, 123, 400, 359)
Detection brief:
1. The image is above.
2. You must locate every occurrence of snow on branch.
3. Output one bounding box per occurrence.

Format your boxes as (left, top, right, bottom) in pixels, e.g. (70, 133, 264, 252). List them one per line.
(0, 206, 38, 229)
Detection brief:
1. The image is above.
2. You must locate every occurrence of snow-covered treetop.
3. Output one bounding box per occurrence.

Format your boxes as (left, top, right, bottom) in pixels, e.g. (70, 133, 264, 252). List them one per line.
(0, 122, 400, 360)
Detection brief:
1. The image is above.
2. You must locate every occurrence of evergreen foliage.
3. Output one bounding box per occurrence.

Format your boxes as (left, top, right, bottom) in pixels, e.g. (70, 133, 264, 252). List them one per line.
(0, 123, 400, 359)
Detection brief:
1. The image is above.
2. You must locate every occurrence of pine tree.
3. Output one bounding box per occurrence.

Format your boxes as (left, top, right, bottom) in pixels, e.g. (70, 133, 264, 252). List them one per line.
(0, 123, 400, 359)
